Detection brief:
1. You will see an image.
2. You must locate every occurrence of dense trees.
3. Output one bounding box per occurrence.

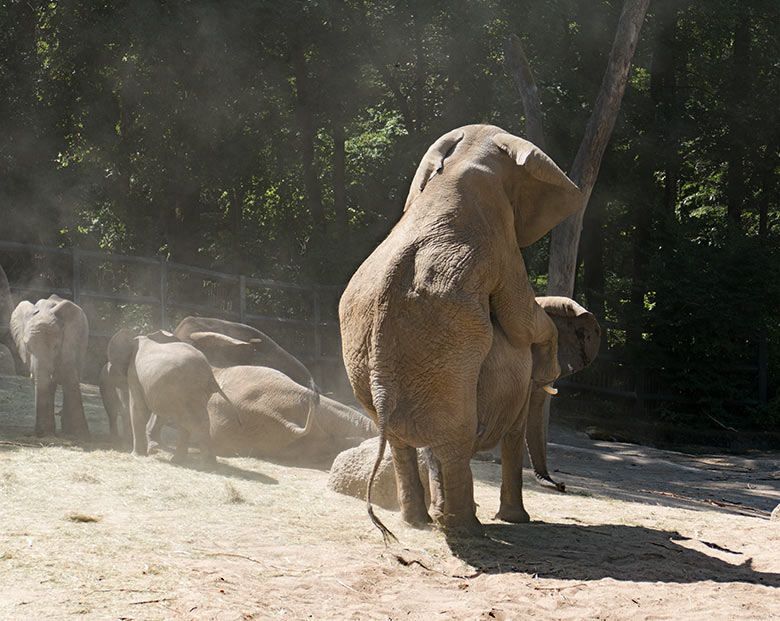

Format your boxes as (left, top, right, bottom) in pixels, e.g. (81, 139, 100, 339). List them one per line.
(1, 0, 778, 434)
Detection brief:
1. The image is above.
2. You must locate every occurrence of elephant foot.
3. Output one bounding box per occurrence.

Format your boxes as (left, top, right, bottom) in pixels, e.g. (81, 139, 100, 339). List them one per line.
(495, 504, 530, 524)
(131, 449, 148, 457)
(401, 503, 432, 528)
(433, 510, 484, 537)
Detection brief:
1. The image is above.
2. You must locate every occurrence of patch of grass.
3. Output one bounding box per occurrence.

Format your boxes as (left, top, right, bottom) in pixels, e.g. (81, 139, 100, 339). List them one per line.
(224, 482, 246, 504)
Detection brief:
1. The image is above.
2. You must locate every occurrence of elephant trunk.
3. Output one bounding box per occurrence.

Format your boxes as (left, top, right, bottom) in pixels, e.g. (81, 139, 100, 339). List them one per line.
(525, 389, 565, 492)
(312, 396, 378, 439)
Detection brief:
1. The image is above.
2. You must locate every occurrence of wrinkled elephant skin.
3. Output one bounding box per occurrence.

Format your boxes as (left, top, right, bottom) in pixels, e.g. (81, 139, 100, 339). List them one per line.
(339, 124, 583, 536)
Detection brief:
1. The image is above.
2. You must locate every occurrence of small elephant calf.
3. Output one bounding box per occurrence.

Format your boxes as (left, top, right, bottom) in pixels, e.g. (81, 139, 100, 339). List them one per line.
(107, 329, 228, 467)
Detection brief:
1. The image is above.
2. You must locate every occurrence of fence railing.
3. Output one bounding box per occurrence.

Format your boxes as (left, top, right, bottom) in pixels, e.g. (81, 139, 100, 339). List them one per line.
(0, 240, 346, 389)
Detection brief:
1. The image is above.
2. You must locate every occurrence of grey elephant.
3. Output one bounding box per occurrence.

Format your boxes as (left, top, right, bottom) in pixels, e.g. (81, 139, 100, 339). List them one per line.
(187, 331, 377, 464)
(339, 124, 582, 536)
(472, 296, 600, 523)
(173, 316, 319, 396)
(98, 359, 130, 445)
(10, 295, 90, 439)
(107, 329, 228, 466)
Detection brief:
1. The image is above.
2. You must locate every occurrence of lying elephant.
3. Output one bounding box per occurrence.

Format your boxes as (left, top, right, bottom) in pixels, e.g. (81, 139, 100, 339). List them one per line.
(173, 316, 319, 395)
(188, 331, 377, 465)
(106, 329, 229, 466)
(10, 295, 90, 439)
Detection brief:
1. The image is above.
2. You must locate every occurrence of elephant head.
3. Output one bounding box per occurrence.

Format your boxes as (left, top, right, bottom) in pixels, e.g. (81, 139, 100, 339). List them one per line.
(404, 125, 583, 247)
(527, 296, 601, 491)
(106, 328, 140, 376)
(10, 295, 89, 438)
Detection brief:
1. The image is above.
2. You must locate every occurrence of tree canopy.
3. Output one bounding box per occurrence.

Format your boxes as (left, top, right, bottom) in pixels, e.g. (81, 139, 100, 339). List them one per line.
(1, 0, 779, 438)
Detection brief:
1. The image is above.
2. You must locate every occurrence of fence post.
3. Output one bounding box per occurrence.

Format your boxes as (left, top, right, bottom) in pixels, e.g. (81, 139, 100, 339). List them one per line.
(160, 256, 168, 330)
(759, 334, 768, 403)
(72, 247, 81, 305)
(312, 288, 322, 383)
(239, 275, 246, 323)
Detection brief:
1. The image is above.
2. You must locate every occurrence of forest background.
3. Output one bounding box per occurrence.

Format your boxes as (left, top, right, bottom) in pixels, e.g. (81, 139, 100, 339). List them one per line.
(1, 0, 778, 445)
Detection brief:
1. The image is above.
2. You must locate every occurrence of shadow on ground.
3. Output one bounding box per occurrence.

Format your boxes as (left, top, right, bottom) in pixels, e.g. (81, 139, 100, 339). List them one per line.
(444, 521, 780, 587)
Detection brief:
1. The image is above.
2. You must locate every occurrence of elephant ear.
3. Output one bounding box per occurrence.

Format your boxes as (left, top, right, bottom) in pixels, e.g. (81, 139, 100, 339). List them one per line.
(9, 300, 36, 365)
(188, 331, 253, 365)
(536, 296, 601, 378)
(492, 133, 583, 247)
(403, 128, 465, 211)
(107, 328, 139, 375)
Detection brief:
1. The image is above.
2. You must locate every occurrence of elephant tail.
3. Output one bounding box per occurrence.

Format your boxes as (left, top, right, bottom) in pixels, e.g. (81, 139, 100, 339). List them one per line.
(366, 373, 398, 546)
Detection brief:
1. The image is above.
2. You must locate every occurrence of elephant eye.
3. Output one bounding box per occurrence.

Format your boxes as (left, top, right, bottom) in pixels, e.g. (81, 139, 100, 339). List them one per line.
(32, 309, 40, 315)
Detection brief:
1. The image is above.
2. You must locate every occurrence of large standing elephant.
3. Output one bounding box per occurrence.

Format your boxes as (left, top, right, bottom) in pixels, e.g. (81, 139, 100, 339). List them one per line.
(106, 329, 227, 466)
(10, 295, 90, 439)
(186, 331, 377, 464)
(472, 296, 600, 523)
(339, 124, 582, 535)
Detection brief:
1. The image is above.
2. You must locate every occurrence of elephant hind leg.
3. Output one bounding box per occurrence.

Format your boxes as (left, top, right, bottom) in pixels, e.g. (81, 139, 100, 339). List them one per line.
(391, 441, 431, 527)
(428, 442, 482, 535)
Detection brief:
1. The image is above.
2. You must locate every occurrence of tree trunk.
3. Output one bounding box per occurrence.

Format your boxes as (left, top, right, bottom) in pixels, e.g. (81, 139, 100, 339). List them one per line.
(332, 124, 349, 244)
(581, 190, 607, 321)
(726, 14, 751, 228)
(503, 35, 547, 150)
(293, 49, 327, 239)
(547, 0, 651, 297)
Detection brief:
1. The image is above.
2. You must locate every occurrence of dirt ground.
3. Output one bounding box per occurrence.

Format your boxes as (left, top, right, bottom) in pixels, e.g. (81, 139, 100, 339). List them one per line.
(0, 373, 779, 620)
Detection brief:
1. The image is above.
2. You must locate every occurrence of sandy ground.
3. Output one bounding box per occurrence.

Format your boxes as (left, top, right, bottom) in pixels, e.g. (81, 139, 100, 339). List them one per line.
(0, 373, 779, 620)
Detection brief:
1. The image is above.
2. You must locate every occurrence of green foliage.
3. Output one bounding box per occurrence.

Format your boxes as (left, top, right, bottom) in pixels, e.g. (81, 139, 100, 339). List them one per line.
(1, 0, 779, 438)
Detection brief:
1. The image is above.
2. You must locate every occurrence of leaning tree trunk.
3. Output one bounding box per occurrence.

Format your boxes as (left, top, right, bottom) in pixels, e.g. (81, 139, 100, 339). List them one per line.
(547, 0, 651, 297)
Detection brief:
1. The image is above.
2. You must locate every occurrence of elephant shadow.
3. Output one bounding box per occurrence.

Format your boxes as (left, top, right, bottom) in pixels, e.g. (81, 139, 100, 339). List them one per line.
(445, 522, 780, 587)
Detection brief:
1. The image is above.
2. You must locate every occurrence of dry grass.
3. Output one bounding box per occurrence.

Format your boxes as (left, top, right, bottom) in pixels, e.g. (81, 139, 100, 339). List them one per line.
(0, 372, 779, 620)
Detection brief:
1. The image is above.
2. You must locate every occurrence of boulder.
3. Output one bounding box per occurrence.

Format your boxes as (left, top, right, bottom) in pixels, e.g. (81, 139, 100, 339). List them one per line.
(327, 437, 430, 510)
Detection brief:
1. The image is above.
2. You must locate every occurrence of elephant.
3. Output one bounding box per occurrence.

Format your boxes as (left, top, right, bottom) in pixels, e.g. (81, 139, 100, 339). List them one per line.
(186, 331, 377, 465)
(98, 360, 130, 445)
(10, 295, 90, 439)
(339, 124, 582, 536)
(471, 296, 600, 524)
(106, 329, 229, 466)
(173, 316, 320, 396)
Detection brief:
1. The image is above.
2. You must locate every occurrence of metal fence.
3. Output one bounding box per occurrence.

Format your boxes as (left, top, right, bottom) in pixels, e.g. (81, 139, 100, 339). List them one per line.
(0, 240, 349, 394)
(0, 240, 769, 412)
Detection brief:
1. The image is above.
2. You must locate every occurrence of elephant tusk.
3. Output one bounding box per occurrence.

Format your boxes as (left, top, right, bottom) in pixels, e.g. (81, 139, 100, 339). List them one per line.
(542, 384, 558, 396)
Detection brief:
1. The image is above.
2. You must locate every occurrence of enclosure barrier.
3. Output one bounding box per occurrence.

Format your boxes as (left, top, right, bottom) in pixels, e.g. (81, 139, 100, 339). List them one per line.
(0, 240, 767, 411)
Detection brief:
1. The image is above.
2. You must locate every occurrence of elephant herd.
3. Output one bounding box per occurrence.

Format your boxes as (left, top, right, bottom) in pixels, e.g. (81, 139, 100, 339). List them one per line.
(1, 123, 601, 540)
(2, 288, 377, 467)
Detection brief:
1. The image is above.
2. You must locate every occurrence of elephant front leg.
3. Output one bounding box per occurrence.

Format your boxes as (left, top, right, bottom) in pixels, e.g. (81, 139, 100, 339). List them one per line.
(128, 383, 151, 457)
(60, 370, 90, 440)
(31, 357, 56, 437)
(172, 428, 191, 464)
(390, 443, 431, 527)
(496, 426, 530, 523)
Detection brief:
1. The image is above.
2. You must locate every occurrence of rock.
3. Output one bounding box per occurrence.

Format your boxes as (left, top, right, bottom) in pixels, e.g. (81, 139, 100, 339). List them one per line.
(327, 437, 430, 510)
(0, 343, 15, 375)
